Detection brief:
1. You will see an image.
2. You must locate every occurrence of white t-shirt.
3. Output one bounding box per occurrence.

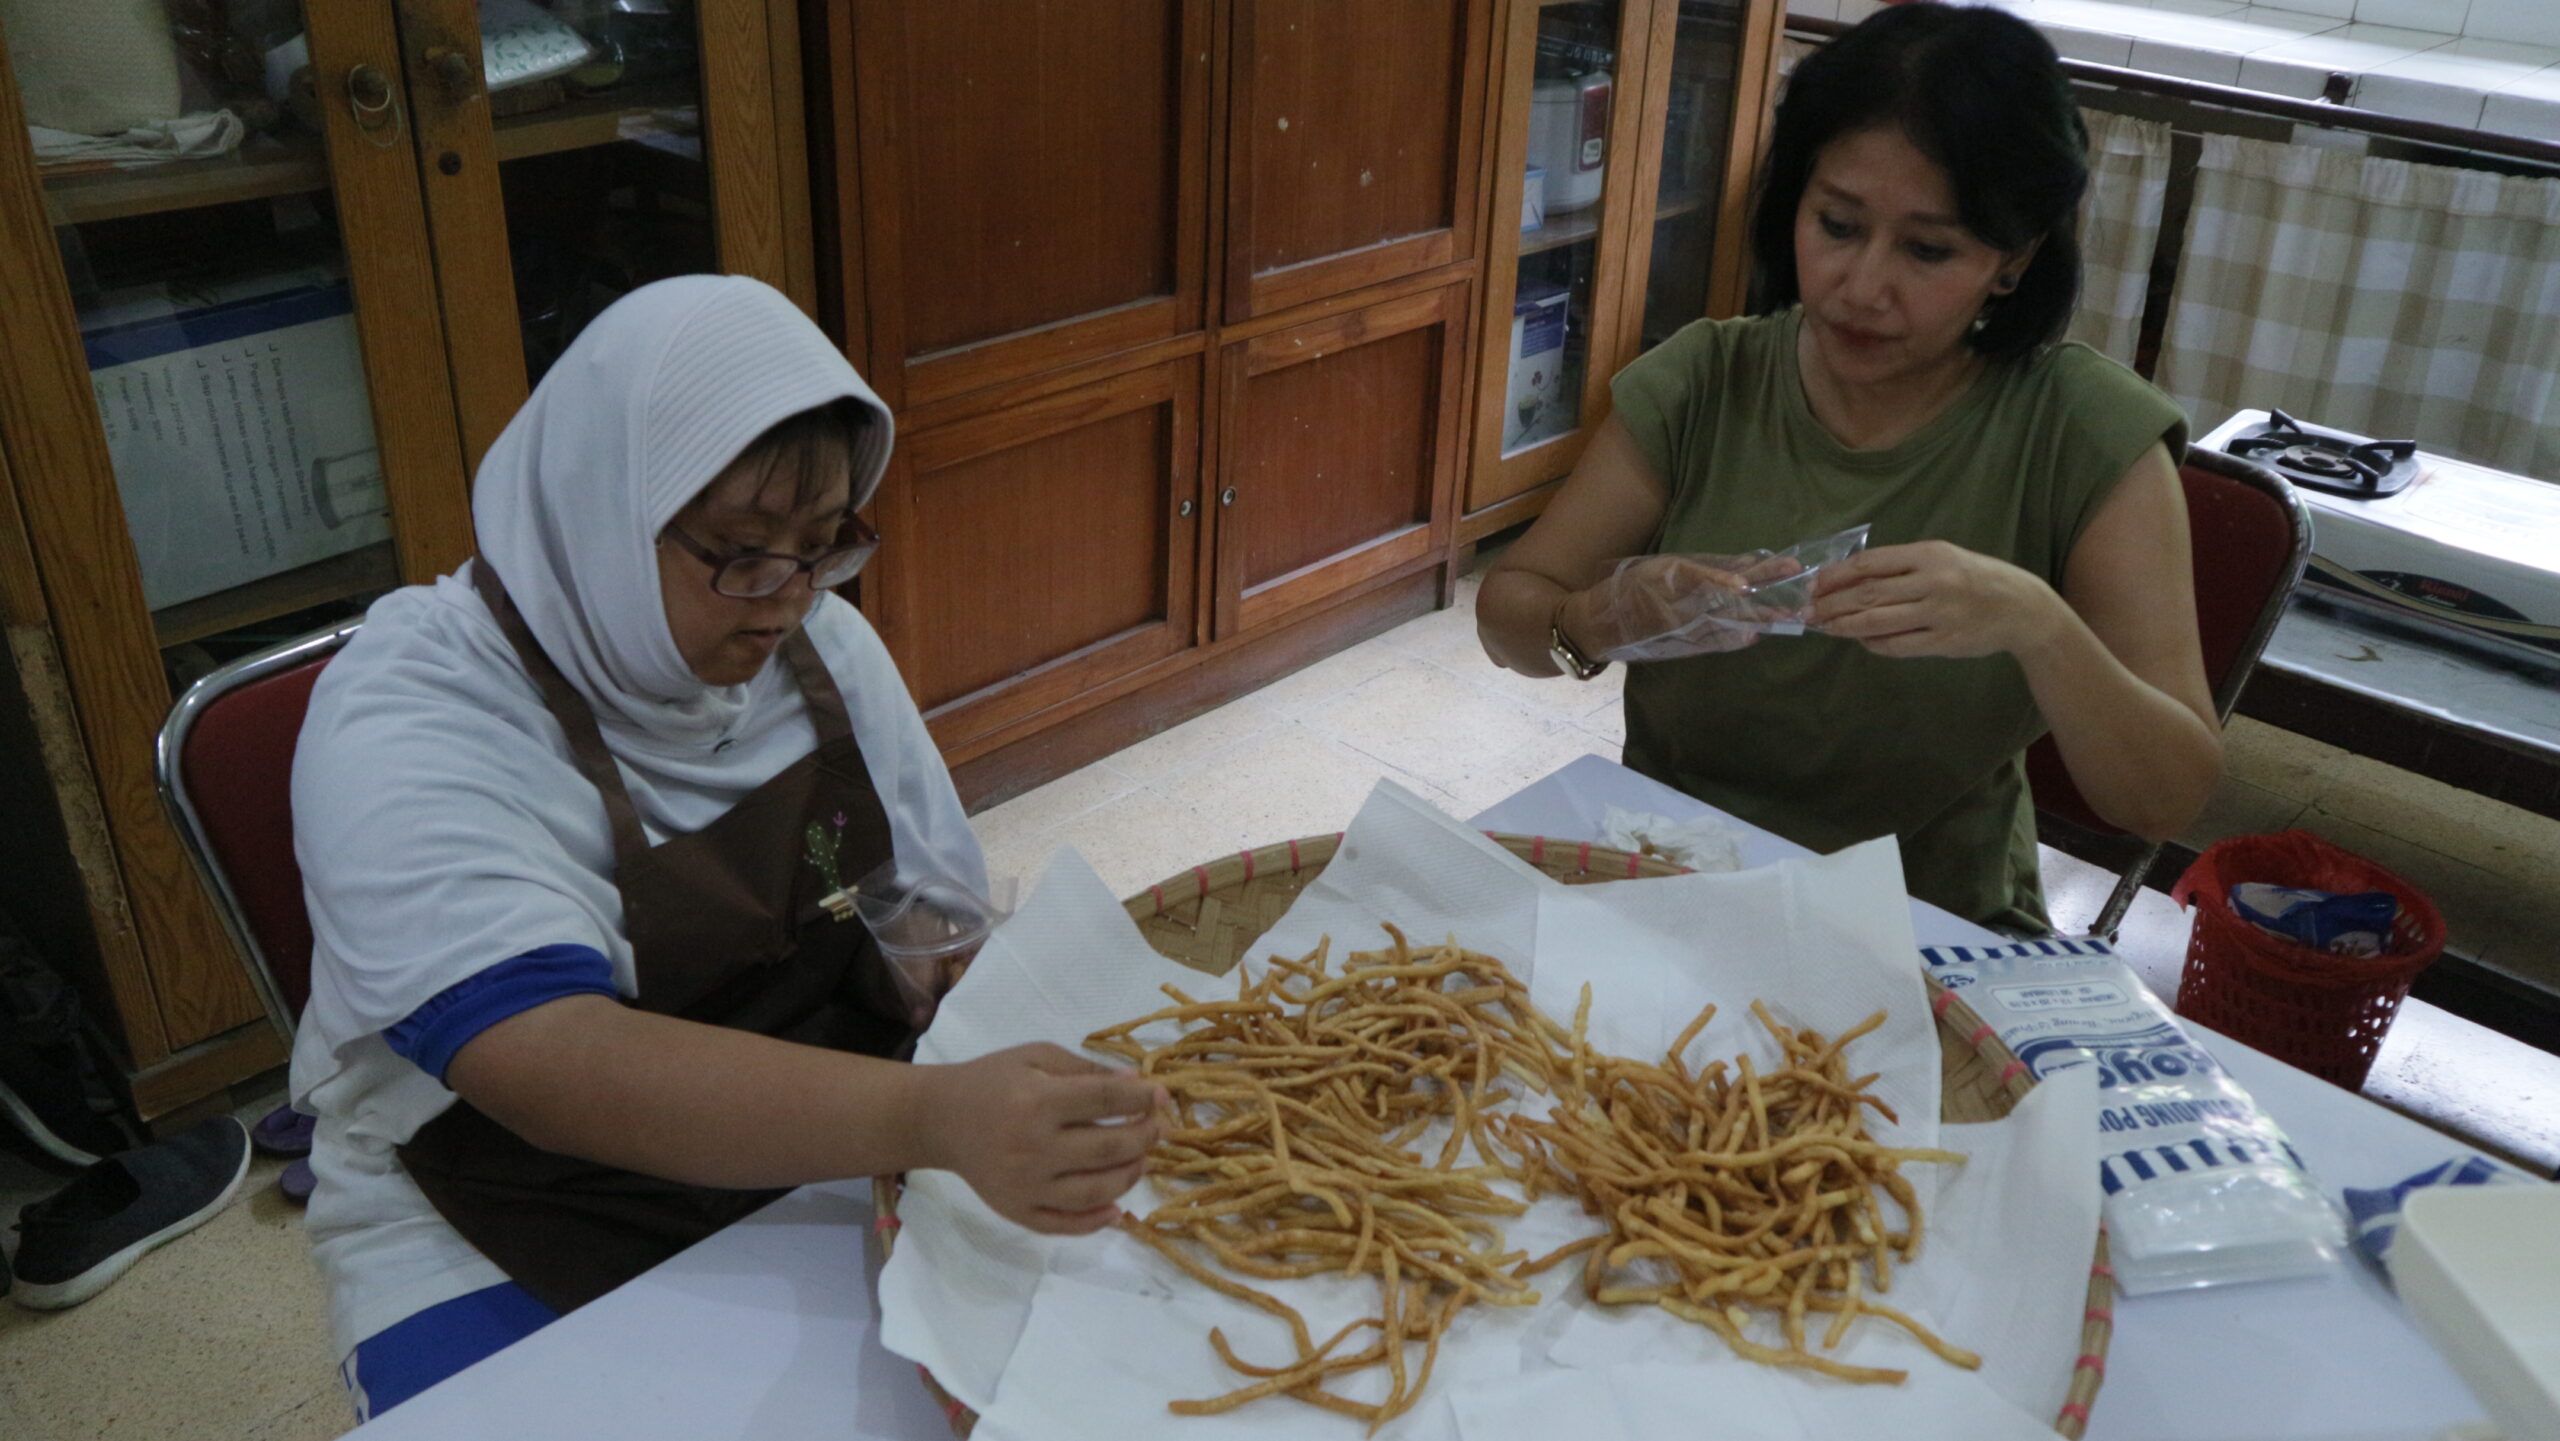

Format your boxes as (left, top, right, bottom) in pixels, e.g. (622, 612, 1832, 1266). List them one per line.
(289, 580, 983, 1356)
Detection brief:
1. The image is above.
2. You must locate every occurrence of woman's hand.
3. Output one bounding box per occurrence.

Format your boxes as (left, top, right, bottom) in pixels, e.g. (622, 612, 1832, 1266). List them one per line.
(1562, 552, 1805, 662)
(1806, 541, 2069, 659)
(919, 1043, 1167, 1235)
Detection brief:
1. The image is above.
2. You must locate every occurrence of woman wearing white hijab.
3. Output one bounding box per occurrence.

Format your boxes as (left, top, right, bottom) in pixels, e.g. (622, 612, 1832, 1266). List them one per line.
(290, 276, 1164, 1418)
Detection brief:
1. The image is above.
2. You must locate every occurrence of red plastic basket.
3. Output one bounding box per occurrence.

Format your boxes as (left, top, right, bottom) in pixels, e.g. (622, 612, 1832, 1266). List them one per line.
(2169, 830, 2445, 1090)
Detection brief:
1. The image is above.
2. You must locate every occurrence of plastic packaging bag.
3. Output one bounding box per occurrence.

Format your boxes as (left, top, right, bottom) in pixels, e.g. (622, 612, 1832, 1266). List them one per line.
(844, 861, 1016, 1029)
(2228, 883, 2400, 959)
(1599, 805, 1742, 873)
(1593, 523, 1870, 661)
(1922, 939, 2346, 1294)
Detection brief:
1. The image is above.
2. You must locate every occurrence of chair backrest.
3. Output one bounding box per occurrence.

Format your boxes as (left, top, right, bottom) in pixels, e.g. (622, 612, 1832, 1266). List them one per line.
(2026, 447, 2312, 838)
(157, 620, 361, 1041)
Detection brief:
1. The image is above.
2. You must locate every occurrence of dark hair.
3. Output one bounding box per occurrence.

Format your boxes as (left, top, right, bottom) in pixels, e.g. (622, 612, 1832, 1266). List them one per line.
(1750, 4, 2088, 359)
(695, 398, 875, 516)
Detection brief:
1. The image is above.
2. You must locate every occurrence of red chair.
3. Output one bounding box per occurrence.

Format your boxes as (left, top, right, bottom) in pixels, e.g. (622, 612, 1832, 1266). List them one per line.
(156, 620, 361, 1042)
(2028, 448, 2311, 938)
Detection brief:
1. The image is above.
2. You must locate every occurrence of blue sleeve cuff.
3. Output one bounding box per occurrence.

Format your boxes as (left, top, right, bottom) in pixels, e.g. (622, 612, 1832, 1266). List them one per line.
(385, 944, 620, 1084)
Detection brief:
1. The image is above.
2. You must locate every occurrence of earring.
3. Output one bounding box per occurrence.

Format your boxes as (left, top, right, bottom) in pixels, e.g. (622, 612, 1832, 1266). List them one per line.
(1971, 308, 1994, 335)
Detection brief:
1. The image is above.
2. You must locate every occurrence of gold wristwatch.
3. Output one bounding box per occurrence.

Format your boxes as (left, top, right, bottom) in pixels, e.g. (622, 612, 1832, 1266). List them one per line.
(1549, 605, 1607, 681)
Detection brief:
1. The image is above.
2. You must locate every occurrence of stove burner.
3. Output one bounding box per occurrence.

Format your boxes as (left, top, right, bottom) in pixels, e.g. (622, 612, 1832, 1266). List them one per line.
(2221, 408, 2421, 499)
(2274, 443, 2368, 479)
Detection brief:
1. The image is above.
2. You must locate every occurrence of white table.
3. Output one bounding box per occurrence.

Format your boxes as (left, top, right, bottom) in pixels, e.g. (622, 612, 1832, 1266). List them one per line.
(355, 755, 2495, 1441)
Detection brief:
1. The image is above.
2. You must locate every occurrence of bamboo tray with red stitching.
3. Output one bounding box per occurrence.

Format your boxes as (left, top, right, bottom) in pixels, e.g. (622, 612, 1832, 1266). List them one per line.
(876, 831, 2113, 1437)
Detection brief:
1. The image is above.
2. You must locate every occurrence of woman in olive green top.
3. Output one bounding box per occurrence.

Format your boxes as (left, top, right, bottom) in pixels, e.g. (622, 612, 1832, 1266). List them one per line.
(1477, 5, 2219, 934)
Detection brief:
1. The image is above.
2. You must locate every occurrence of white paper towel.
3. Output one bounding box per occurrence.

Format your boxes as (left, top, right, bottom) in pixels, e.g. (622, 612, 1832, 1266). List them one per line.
(875, 781, 2102, 1439)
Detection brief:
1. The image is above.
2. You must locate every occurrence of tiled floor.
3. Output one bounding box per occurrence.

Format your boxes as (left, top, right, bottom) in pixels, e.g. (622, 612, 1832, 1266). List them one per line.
(5, 564, 2555, 1439)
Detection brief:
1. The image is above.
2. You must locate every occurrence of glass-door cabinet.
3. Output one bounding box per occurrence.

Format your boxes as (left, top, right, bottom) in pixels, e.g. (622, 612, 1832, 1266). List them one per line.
(0, 0, 809, 1118)
(1462, 0, 1781, 541)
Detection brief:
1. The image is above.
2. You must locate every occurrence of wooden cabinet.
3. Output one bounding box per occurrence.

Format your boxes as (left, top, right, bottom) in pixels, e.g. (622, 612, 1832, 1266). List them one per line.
(878, 360, 1205, 752)
(1462, 0, 1783, 539)
(814, 0, 1780, 807)
(1222, 1, 1489, 320)
(815, 1, 1499, 799)
(838, 0, 1213, 408)
(0, 0, 813, 1118)
(1216, 286, 1470, 636)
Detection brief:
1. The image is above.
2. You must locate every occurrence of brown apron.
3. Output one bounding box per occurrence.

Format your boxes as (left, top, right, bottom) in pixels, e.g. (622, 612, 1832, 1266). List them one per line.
(398, 563, 915, 1314)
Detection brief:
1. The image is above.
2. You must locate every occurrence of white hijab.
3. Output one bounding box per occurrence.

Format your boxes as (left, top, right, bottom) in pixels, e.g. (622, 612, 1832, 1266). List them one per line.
(472, 273, 894, 749)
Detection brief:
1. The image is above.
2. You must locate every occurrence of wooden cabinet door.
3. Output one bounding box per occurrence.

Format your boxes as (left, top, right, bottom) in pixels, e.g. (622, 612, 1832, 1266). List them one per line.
(1224, 0, 1492, 322)
(1460, 0, 1779, 538)
(844, 0, 1213, 410)
(1215, 284, 1469, 637)
(875, 362, 1206, 761)
(0, 0, 469, 1077)
(394, 0, 810, 474)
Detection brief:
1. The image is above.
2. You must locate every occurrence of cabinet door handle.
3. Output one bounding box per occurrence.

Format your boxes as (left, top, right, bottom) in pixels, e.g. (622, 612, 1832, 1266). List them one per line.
(427, 47, 479, 99)
(345, 64, 406, 146)
(1220, 487, 1237, 507)
(1178, 499, 1195, 518)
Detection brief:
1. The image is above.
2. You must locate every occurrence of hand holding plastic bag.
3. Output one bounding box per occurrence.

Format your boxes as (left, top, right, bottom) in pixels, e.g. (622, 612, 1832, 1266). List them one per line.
(844, 861, 1017, 1030)
(1567, 524, 1870, 662)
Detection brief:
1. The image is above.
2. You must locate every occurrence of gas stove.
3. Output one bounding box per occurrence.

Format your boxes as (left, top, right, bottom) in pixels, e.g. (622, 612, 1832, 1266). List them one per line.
(2201, 410, 2560, 665)
(2218, 408, 2421, 499)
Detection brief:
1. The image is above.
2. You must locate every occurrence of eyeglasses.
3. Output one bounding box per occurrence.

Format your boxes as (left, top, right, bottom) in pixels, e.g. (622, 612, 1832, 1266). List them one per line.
(662, 514, 881, 599)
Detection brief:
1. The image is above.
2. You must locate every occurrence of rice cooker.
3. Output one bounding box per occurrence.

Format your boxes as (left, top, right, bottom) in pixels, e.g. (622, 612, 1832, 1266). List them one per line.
(1528, 71, 1611, 215)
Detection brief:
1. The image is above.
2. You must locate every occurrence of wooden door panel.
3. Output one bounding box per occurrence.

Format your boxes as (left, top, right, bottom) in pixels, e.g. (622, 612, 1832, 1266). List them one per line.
(1238, 326, 1435, 585)
(1218, 285, 1468, 636)
(887, 363, 1203, 749)
(1227, 0, 1489, 320)
(853, 0, 1210, 406)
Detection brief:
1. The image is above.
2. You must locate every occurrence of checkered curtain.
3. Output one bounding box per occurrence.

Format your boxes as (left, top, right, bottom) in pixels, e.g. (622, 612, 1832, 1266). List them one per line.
(2066, 110, 2172, 367)
(2158, 131, 2560, 476)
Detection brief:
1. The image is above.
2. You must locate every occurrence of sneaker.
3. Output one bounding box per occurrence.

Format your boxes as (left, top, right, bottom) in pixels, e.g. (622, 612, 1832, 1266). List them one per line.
(10, 1116, 251, 1309)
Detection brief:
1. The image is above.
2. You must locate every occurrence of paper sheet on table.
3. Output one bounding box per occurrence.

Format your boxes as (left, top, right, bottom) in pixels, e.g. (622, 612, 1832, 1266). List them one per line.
(876, 780, 2100, 1439)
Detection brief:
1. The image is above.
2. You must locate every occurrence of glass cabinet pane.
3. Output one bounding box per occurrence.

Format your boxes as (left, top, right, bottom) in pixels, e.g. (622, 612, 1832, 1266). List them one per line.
(13, 0, 401, 688)
(484, 0, 714, 386)
(1635, 0, 1743, 354)
(1505, 0, 1620, 458)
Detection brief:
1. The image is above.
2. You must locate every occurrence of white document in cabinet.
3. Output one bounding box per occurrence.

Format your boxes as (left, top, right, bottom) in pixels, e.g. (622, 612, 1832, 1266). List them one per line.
(82, 275, 392, 612)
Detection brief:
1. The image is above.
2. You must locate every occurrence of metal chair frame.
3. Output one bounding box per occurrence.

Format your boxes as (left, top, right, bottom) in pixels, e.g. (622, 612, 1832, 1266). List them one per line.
(155, 619, 362, 1045)
(2066, 448, 2312, 938)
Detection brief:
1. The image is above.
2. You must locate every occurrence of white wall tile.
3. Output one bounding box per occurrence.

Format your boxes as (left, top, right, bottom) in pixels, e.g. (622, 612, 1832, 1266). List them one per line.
(2367, 32, 2560, 84)
(2355, 0, 2469, 30)
(2176, 7, 2352, 56)
(2091, 2, 2251, 40)
(2033, 0, 2148, 27)
(2480, 84, 2560, 137)
(2222, 4, 2355, 34)
(2238, 51, 2350, 92)
(2252, 21, 2458, 68)
(1836, 0, 1889, 22)
(2147, 0, 2250, 14)
(2465, 0, 2560, 47)
(2354, 69, 2493, 123)
(2132, 36, 2250, 79)
(2041, 21, 2141, 63)
(2270, 0, 2362, 18)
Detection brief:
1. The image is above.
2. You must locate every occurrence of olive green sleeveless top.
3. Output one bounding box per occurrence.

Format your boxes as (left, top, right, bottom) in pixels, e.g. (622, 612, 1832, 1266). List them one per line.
(1609, 309, 2187, 933)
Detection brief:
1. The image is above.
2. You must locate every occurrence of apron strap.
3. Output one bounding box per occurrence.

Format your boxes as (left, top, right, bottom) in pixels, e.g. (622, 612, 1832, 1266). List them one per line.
(780, 628, 854, 747)
(468, 561, 653, 865)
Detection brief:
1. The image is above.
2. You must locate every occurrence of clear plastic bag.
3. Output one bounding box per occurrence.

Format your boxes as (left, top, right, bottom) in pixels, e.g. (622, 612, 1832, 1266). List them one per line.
(844, 861, 1016, 1029)
(1923, 941, 2347, 1294)
(1593, 523, 1870, 661)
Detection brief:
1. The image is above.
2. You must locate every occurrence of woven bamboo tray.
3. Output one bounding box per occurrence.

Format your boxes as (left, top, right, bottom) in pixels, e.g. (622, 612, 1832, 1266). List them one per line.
(876, 831, 2114, 1438)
